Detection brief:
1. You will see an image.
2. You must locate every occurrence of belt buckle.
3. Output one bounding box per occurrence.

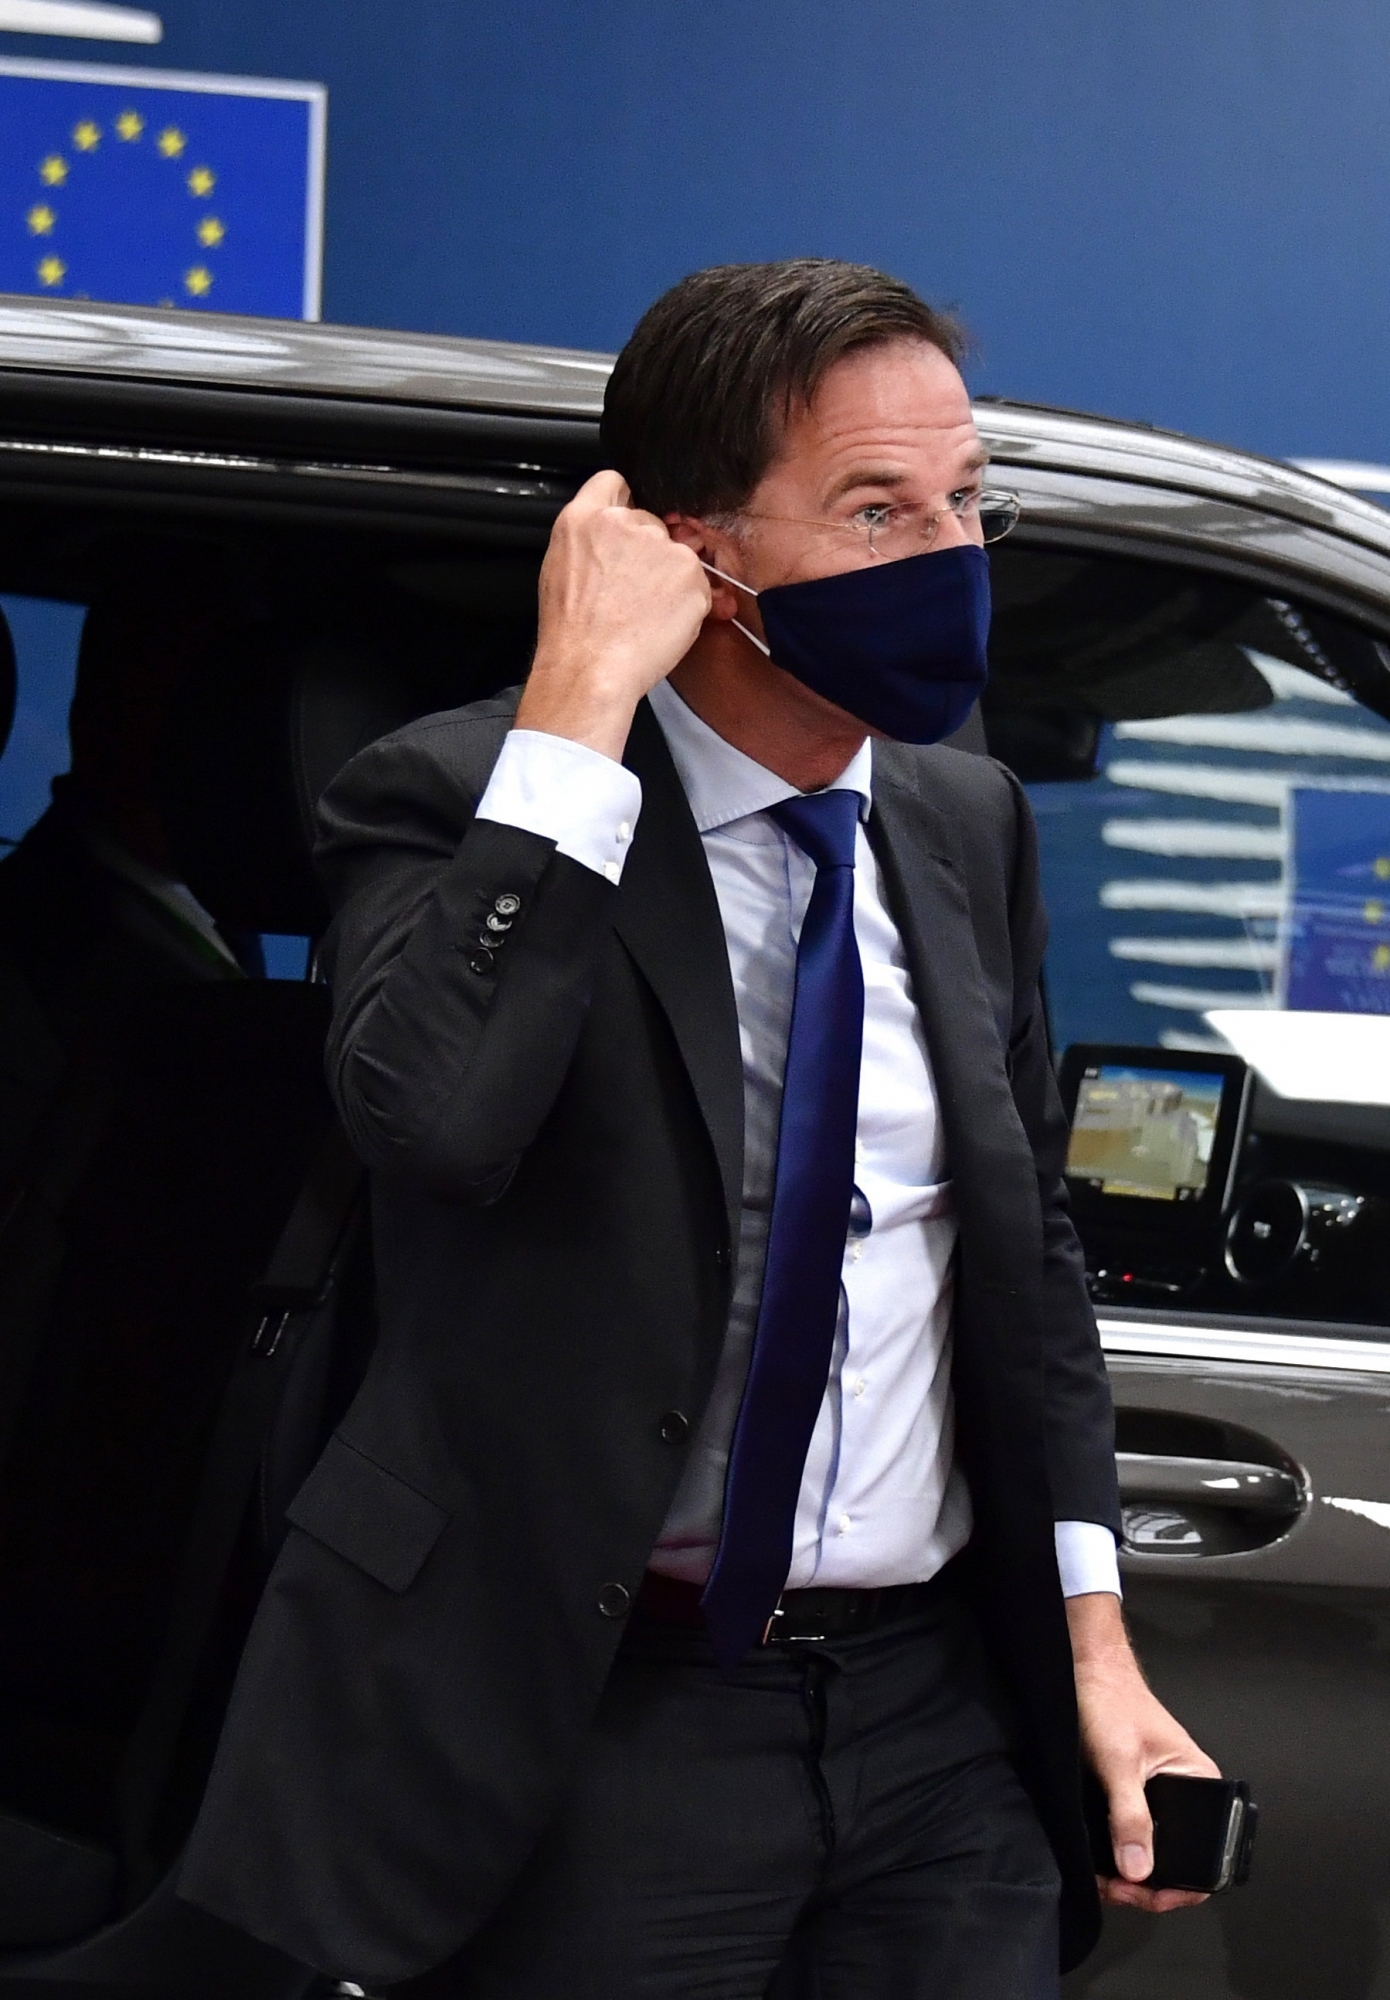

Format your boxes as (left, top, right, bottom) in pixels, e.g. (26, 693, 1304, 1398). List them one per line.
(761, 1596, 828, 1646)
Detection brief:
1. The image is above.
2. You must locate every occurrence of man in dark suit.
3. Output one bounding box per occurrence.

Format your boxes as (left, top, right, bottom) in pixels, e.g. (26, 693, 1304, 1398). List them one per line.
(180, 260, 1215, 1996)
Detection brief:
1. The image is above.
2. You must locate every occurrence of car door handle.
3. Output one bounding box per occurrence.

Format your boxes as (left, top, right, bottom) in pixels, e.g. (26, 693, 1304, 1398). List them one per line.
(1116, 1452, 1302, 1516)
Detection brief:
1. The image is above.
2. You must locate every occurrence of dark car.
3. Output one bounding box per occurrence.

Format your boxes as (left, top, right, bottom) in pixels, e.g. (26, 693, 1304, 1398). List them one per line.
(0, 294, 1387, 2000)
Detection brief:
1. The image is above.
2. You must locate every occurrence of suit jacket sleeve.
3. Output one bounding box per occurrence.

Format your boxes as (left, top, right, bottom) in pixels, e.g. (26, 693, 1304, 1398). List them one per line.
(999, 764, 1122, 1537)
(314, 709, 619, 1201)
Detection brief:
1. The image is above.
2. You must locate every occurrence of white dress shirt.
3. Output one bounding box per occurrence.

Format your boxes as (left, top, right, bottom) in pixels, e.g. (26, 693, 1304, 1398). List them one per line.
(475, 686, 1120, 1600)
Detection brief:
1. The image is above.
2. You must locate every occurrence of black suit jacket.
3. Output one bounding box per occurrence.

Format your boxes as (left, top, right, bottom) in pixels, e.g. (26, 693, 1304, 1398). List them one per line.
(179, 690, 1120, 1985)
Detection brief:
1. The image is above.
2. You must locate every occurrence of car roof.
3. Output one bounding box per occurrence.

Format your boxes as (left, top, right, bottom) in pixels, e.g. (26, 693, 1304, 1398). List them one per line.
(1, 291, 1389, 561)
(0, 292, 617, 418)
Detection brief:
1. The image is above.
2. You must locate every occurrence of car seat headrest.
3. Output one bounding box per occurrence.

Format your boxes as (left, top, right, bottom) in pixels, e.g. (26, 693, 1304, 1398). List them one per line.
(159, 628, 514, 940)
(290, 628, 512, 808)
(157, 625, 332, 939)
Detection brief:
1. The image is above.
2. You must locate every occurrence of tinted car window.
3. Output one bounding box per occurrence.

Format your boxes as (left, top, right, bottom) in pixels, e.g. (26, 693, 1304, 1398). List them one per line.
(0, 595, 84, 847)
(0, 593, 311, 977)
(984, 548, 1390, 1053)
(1029, 655, 1390, 1057)
(984, 545, 1390, 1329)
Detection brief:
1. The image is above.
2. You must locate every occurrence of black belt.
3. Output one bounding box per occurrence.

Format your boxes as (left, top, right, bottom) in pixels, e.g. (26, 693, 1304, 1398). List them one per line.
(634, 1569, 953, 1644)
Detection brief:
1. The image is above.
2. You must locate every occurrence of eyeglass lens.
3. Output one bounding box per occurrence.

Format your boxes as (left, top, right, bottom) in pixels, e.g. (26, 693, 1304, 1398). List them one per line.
(865, 490, 1020, 554)
(977, 490, 1021, 543)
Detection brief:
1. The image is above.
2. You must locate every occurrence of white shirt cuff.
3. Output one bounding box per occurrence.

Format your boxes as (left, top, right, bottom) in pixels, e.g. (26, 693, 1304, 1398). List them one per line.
(1055, 1519, 1122, 1599)
(475, 728, 643, 884)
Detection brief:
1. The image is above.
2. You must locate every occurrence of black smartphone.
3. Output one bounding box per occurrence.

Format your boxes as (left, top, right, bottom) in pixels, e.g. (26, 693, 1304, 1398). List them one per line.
(1085, 1773, 1258, 1893)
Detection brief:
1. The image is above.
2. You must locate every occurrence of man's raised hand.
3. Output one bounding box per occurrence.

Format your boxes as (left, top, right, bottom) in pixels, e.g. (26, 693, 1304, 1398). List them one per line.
(516, 469, 712, 760)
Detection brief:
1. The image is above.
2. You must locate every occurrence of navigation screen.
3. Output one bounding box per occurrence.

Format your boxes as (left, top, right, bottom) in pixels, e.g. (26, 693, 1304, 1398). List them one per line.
(1066, 1064, 1225, 1203)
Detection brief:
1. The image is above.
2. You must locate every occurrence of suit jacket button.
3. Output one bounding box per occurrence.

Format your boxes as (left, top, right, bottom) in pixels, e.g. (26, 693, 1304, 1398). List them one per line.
(596, 1582, 631, 1619)
(467, 952, 494, 975)
(494, 893, 522, 916)
(659, 1411, 689, 1444)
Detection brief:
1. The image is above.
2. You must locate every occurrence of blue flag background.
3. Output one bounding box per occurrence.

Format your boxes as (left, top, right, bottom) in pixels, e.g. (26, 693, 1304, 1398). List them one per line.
(1285, 790, 1390, 1014)
(0, 57, 324, 319)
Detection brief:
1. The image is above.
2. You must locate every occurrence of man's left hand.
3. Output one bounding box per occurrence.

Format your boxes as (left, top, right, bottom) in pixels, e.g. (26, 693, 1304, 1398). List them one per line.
(1066, 1591, 1221, 1914)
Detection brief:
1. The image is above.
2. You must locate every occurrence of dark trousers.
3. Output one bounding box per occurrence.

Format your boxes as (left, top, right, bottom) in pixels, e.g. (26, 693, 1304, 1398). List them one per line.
(394, 1591, 1061, 2000)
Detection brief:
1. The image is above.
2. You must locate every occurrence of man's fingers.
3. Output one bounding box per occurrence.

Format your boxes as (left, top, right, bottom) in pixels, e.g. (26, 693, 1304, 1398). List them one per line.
(1107, 1781, 1154, 1883)
(1098, 1877, 1208, 1914)
(566, 468, 632, 514)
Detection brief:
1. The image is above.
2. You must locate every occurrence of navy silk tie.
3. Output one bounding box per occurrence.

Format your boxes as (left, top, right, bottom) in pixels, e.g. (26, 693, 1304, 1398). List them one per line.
(701, 788, 865, 1668)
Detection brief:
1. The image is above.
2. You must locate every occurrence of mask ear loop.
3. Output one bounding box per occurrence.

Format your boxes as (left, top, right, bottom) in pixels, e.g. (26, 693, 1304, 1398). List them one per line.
(700, 559, 771, 659)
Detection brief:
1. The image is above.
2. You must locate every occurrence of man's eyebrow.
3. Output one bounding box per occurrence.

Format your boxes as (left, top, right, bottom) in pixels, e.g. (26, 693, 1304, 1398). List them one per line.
(822, 448, 991, 504)
(822, 465, 914, 503)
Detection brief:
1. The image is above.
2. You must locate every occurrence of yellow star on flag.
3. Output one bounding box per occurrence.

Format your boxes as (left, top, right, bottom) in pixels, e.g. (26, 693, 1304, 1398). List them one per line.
(115, 110, 144, 142)
(196, 216, 225, 248)
(1377, 856, 1390, 881)
(157, 126, 186, 158)
(39, 155, 68, 186)
(1374, 943, 1390, 973)
(26, 205, 56, 236)
(72, 120, 100, 152)
(186, 165, 216, 197)
(1366, 899, 1386, 925)
(184, 265, 213, 297)
(36, 256, 66, 287)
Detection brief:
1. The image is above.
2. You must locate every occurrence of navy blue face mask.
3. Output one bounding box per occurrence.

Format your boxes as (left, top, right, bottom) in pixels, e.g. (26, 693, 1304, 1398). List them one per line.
(702, 542, 991, 745)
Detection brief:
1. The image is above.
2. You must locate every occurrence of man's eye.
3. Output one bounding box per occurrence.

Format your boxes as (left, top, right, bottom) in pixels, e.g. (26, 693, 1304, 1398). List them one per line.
(950, 488, 982, 513)
(852, 503, 897, 529)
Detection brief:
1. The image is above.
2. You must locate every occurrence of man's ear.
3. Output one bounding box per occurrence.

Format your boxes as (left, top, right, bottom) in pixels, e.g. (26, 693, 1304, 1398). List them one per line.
(665, 514, 741, 622)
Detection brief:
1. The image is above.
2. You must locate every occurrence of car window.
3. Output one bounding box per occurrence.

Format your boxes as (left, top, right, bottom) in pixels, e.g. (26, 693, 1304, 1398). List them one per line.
(1028, 653, 1390, 1056)
(0, 591, 310, 978)
(984, 549, 1390, 1054)
(0, 594, 85, 847)
(985, 544, 1390, 1328)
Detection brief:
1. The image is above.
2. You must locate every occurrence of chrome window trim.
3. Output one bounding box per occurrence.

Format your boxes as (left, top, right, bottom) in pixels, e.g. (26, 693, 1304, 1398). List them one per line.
(1099, 1316, 1390, 1376)
(0, 434, 572, 500)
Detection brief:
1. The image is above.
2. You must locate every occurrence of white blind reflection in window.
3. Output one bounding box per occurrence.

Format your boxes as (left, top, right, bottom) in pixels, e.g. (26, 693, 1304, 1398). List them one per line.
(1029, 653, 1390, 1054)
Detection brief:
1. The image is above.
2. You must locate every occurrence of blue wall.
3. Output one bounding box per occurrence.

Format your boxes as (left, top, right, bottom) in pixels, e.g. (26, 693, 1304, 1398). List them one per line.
(4, 2, 1388, 459)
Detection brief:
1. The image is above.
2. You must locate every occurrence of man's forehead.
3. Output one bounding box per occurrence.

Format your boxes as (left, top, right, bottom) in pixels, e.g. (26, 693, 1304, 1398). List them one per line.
(775, 409, 985, 493)
(779, 341, 979, 465)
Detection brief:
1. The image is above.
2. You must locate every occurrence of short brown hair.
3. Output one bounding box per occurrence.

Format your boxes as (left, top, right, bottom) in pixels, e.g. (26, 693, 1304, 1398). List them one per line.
(601, 258, 967, 519)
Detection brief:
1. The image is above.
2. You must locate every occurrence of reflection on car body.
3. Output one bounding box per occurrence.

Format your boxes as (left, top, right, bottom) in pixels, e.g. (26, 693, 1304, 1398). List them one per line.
(0, 300, 1387, 1997)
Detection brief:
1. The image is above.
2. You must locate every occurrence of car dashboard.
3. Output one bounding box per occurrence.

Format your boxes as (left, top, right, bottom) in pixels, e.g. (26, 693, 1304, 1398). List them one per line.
(1060, 1037, 1390, 1329)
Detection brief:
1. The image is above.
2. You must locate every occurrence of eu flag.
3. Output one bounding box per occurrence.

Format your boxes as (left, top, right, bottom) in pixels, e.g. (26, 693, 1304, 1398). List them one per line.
(1285, 789, 1390, 1013)
(0, 55, 325, 318)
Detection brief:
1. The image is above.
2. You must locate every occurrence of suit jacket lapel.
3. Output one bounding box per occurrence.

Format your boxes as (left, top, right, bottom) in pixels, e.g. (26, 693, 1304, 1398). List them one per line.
(866, 744, 1035, 1238)
(613, 700, 744, 1247)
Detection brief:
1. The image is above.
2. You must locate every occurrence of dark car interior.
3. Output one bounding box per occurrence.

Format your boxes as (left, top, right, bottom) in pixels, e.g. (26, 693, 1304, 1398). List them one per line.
(0, 495, 550, 1996)
(0, 451, 1387, 1993)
